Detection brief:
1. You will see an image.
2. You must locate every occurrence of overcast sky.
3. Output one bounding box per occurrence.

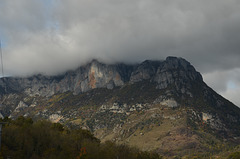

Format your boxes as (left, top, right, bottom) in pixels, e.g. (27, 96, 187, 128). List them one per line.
(0, 0, 240, 106)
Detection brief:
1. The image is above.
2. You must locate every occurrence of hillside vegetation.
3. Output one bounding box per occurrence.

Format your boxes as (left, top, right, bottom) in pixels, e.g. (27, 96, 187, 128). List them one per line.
(0, 58, 240, 158)
(1, 117, 240, 159)
(0, 117, 162, 159)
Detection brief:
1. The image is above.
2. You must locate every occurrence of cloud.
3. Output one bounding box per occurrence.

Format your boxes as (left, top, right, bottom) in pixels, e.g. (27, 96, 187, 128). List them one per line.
(0, 0, 240, 106)
(0, 0, 239, 74)
(53, 0, 240, 72)
(203, 68, 240, 106)
(221, 86, 240, 107)
(0, 0, 47, 37)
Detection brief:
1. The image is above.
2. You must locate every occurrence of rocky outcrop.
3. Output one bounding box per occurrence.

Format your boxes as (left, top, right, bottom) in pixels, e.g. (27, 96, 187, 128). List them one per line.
(154, 57, 202, 89)
(130, 60, 161, 82)
(0, 57, 202, 97)
(0, 56, 240, 154)
(14, 101, 28, 112)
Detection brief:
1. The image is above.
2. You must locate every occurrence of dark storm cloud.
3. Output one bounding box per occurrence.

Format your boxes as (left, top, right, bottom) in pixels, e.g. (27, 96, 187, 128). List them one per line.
(0, 0, 240, 105)
(53, 0, 240, 73)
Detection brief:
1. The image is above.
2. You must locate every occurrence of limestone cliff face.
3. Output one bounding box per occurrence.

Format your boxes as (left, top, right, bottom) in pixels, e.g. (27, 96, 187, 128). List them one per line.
(130, 57, 202, 91)
(0, 57, 202, 97)
(1, 56, 240, 153)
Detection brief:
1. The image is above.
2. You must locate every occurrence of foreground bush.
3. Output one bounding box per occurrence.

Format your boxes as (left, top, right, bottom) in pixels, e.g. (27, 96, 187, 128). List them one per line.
(227, 151, 240, 159)
(0, 117, 161, 159)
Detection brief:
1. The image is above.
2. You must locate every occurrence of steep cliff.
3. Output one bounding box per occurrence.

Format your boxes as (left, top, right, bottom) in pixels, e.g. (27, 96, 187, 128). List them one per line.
(0, 56, 239, 157)
(0, 57, 202, 96)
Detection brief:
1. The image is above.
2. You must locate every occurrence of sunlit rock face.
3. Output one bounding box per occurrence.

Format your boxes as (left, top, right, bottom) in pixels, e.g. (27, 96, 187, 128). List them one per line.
(0, 56, 240, 154)
(0, 56, 202, 97)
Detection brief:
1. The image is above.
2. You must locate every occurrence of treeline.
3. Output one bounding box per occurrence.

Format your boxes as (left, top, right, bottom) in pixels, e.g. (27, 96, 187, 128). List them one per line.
(0, 117, 162, 159)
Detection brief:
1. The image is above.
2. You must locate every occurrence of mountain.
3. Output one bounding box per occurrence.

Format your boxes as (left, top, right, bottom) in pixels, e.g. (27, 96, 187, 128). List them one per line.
(0, 56, 240, 157)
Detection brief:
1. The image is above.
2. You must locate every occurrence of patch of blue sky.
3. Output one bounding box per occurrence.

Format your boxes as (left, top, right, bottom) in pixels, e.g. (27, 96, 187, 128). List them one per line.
(0, 34, 8, 48)
(46, 21, 60, 31)
(42, 0, 54, 8)
(227, 81, 237, 90)
(41, 0, 60, 31)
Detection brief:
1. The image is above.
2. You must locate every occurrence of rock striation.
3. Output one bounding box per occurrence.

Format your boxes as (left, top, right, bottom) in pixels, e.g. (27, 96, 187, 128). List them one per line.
(0, 56, 240, 156)
(0, 57, 202, 97)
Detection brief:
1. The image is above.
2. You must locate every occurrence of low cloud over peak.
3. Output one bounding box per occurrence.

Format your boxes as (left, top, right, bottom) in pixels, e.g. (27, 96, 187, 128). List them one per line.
(1, 0, 240, 106)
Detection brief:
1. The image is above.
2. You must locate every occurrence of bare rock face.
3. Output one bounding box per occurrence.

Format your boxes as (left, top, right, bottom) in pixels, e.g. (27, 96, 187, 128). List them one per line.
(160, 98, 178, 108)
(0, 60, 133, 96)
(71, 60, 133, 94)
(15, 101, 28, 111)
(0, 57, 202, 97)
(130, 60, 160, 82)
(0, 112, 3, 119)
(154, 57, 202, 90)
(129, 57, 202, 97)
(0, 56, 240, 155)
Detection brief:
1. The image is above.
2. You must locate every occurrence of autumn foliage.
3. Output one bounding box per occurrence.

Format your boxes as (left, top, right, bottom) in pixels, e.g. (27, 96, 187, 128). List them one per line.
(0, 117, 161, 159)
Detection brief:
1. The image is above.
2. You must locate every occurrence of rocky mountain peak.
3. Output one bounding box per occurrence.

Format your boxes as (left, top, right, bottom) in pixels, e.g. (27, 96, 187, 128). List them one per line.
(164, 56, 202, 79)
(165, 56, 190, 70)
(155, 57, 202, 89)
(129, 57, 202, 93)
(0, 56, 240, 156)
(0, 56, 202, 97)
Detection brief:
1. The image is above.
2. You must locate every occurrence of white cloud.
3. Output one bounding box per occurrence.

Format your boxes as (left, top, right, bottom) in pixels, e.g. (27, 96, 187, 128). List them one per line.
(221, 85, 240, 107)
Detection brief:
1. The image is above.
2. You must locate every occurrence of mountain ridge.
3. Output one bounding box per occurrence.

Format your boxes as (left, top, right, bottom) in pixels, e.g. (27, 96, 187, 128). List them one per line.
(0, 56, 239, 157)
(0, 56, 202, 96)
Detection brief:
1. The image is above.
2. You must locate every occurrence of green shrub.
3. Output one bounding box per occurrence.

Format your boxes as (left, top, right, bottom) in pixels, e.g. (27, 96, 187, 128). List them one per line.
(228, 151, 240, 159)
